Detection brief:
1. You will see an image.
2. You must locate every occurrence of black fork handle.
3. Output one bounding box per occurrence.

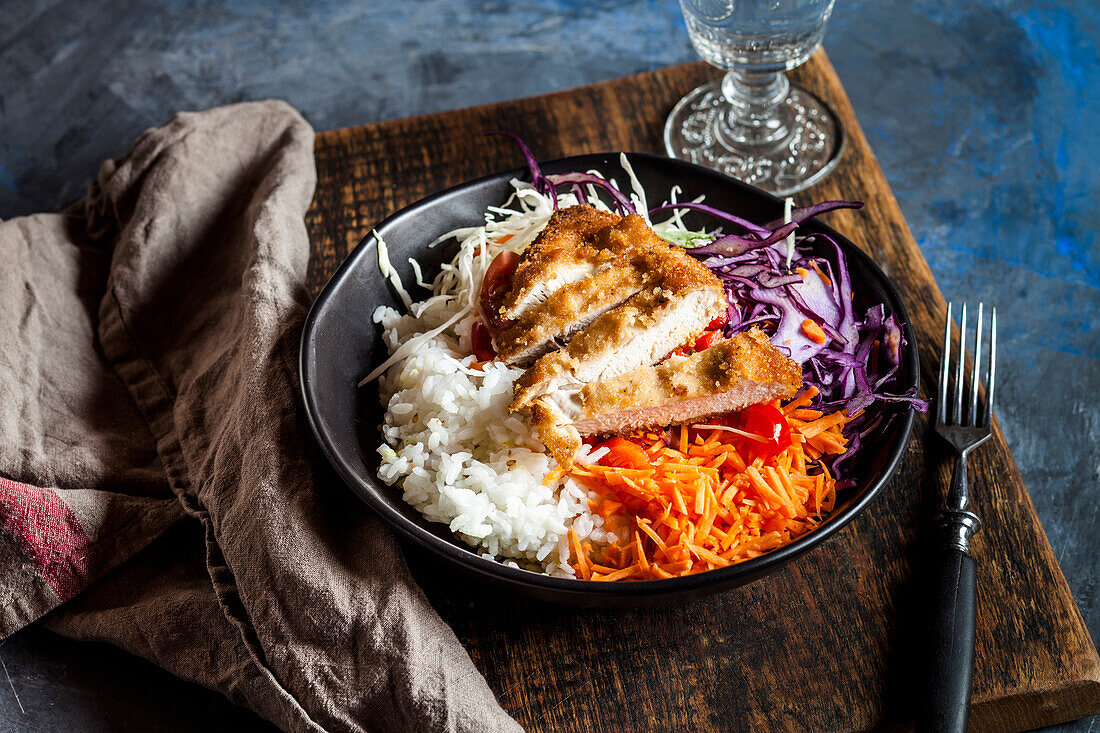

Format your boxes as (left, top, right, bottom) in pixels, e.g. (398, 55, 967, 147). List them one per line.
(919, 526, 978, 732)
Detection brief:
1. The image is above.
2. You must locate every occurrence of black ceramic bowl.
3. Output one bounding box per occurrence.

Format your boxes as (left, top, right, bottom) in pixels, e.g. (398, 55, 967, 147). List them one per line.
(300, 152, 919, 607)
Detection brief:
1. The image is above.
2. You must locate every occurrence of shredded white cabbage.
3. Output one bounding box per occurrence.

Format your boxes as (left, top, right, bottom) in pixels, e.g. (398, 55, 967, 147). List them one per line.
(619, 153, 650, 225)
(375, 231, 412, 310)
(784, 196, 796, 270)
(693, 424, 769, 442)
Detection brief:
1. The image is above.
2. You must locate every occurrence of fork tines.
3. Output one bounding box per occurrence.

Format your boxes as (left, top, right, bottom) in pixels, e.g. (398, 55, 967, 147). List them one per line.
(938, 302, 997, 429)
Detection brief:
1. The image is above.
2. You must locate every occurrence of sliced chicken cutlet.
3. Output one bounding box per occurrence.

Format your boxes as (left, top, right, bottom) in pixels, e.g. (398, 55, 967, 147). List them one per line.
(511, 282, 724, 409)
(497, 212, 701, 365)
(496, 264, 649, 365)
(510, 214, 726, 409)
(497, 205, 622, 322)
(531, 329, 803, 466)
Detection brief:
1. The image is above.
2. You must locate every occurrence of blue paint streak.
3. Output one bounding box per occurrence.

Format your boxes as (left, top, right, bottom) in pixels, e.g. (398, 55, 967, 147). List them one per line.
(1010, 4, 1100, 283)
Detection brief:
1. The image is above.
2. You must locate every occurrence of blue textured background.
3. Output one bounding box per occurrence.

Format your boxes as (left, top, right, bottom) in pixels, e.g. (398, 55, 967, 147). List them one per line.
(0, 0, 1096, 730)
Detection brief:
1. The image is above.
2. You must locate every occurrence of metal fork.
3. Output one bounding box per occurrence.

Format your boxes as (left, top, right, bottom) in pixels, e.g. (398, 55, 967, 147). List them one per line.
(920, 302, 997, 733)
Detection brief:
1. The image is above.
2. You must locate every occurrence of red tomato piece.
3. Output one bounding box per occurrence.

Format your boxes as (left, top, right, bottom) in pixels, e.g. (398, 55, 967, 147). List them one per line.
(479, 251, 519, 330)
(693, 330, 721, 353)
(596, 437, 652, 471)
(737, 403, 792, 456)
(706, 310, 729, 331)
(471, 320, 496, 361)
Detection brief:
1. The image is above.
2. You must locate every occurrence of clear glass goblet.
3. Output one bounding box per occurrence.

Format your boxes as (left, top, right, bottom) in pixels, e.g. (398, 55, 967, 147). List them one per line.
(665, 0, 844, 196)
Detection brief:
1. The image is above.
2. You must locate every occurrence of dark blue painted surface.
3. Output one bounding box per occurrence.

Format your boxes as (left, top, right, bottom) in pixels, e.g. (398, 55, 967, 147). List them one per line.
(0, 0, 1096, 730)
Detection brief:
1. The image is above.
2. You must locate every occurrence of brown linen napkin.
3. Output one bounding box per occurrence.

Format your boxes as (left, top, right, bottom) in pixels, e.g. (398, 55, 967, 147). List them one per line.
(0, 100, 521, 733)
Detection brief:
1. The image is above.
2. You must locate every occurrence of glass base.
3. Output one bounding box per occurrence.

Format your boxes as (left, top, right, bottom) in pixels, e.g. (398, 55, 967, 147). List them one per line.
(664, 78, 844, 197)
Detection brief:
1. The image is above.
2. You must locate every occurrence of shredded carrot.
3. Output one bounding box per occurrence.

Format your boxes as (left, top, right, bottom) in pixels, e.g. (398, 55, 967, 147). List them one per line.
(568, 528, 591, 581)
(810, 260, 833, 287)
(801, 319, 828, 344)
(632, 531, 650, 574)
(567, 401, 853, 581)
(782, 386, 820, 414)
(796, 411, 848, 439)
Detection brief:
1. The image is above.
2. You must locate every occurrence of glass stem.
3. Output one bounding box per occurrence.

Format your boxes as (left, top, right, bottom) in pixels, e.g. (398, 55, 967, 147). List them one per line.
(718, 69, 792, 148)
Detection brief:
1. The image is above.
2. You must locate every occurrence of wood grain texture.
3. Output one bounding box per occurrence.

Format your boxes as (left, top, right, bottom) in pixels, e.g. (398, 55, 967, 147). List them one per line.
(306, 54, 1100, 732)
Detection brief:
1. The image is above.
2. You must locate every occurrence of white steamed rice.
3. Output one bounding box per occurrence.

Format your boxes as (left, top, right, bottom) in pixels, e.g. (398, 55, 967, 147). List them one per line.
(375, 314, 615, 576)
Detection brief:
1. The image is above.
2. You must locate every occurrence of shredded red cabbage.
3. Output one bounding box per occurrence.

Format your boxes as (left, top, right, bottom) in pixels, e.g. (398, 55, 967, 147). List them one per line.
(762, 200, 864, 230)
(485, 131, 635, 214)
(485, 131, 553, 198)
(544, 172, 635, 214)
(649, 202, 771, 238)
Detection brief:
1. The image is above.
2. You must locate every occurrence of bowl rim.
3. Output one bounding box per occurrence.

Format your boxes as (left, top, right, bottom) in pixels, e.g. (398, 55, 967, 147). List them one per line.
(299, 151, 919, 599)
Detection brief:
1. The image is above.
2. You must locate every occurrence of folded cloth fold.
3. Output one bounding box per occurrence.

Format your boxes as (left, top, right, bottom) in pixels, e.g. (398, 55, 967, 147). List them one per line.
(0, 100, 521, 733)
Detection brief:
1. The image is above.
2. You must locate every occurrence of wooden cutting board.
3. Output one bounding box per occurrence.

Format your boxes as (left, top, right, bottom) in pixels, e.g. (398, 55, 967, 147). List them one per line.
(305, 53, 1100, 732)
